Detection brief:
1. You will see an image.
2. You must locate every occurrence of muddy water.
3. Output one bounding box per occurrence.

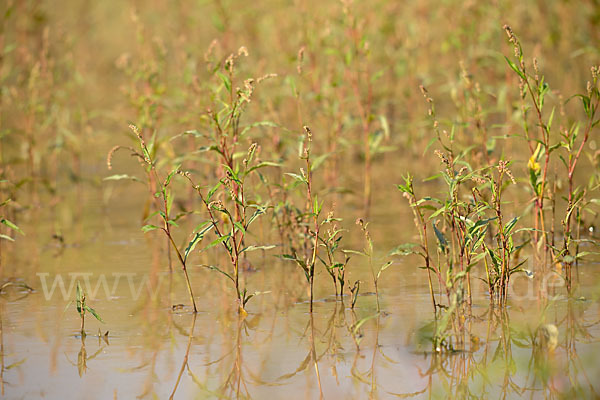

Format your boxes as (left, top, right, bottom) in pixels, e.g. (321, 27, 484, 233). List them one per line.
(1, 183, 600, 399)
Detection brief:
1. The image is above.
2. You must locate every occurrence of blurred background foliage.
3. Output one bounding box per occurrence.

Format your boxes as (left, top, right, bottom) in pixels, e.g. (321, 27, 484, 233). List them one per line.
(1, 0, 599, 238)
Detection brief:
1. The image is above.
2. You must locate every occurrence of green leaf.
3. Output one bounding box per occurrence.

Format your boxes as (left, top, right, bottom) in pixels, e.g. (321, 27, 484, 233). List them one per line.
(547, 107, 556, 132)
(164, 169, 178, 187)
(217, 71, 231, 92)
(0, 234, 15, 242)
(245, 161, 281, 175)
(84, 305, 104, 323)
(0, 218, 23, 235)
(279, 254, 308, 272)
(166, 190, 174, 216)
(233, 221, 245, 234)
(103, 174, 142, 183)
(141, 224, 160, 233)
(313, 195, 321, 215)
(184, 222, 215, 262)
(5, 358, 26, 370)
(468, 251, 488, 268)
(239, 121, 278, 137)
(242, 290, 271, 307)
(222, 165, 240, 183)
(428, 207, 446, 221)
(504, 56, 526, 80)
(202, 264, 234, 282)
(76, 281, 83, 314)
(573, 251, 598, 260)
(390, 243, 422, 257)
(202, 234, 230, 251)
(181, 129, 205, 138)
(380, 115, 390, 140)
(503, 217, 519, 236)
(310, 153, 330, 171)
(246, 206, 266, 227)
(241, 245, 276, 253)
(329, 262, 345, 271)
(342, 249, 368, 257)
(433, 223, 448, 253)
(376, 261, 393, 281)
(352, 313, 379, 334)
(468, 217, 496, 234)
(284, 172, 307, 184)
(286, 75, 297, 96)
(196, 144, 221, 153)
(207, 181, 222, 201)
(572, 94, 591, 117)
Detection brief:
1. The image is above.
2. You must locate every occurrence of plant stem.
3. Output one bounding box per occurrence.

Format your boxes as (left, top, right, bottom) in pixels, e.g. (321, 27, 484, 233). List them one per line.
(164, 230, 198, 313)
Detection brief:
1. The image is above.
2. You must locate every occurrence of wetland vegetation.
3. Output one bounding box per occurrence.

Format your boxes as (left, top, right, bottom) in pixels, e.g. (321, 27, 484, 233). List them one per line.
(1, 0, 600, 398)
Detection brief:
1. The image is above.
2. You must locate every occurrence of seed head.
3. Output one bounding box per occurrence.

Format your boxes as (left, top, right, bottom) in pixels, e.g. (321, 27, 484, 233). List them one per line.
(244, 78, 255, 91)
(204, 39, 218, 62)
(244, 143, 258, 167)
(257, 73, 277, 83)
(503, 24, 516, 45)
(303, 125, 312, 142)
(107, 146, 120, 170)
(240, 78, 255, 102)
(209, 200, 224, 210)
(498, 160, 516, 184)
(434, 150, 450, 167)
(503, 24, 521, 59)
(297, 46, 305, 75)
(471, 176, 487, 185)
(225, 54, 234, 72)
(176, 169, 191, 179)
(519, 78, 526, 99)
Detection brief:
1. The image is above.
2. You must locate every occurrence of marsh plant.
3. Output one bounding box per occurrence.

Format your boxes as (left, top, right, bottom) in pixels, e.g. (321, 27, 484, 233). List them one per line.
(503, 25, 600, 289)
(174, 48, 280, 313)
(394, 26, 600, 350)
(347, 219, 392, 312)
(281, 126, 323, 312)
(0, 198, 23, 269)
(74, 281, 104, 337)
(177, 140, 276, 314)
(395, 108, 529, 347)
(108, 124, 199, 312)
(108, 45, 280, 314)
(398, 161, 527, 350)
(319, 212, 350, 298)
(0, 199, 23, 243)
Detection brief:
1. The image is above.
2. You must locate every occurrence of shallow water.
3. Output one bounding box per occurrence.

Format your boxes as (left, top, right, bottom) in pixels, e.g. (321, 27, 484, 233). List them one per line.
(1, 184, 600, 399)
